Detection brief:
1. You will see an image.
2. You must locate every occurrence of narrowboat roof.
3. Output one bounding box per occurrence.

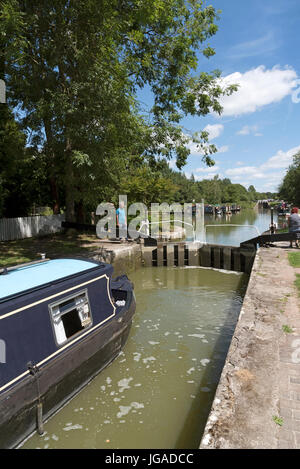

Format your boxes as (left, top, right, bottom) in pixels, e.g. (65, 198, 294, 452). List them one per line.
(0, 258, 101, 300)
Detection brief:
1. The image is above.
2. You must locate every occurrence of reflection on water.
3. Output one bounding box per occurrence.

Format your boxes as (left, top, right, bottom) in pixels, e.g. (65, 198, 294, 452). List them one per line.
(21, 267, 248, 449)
(203, 208, 283, 245)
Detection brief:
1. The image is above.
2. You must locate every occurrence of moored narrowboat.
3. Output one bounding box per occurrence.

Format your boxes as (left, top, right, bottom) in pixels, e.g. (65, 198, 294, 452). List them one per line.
(0, 258, 136, 448)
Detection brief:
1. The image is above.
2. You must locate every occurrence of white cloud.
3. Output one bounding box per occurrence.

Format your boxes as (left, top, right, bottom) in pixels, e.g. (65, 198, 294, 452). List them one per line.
(218, 66, 299, 116)
(186, 140, 204, 155)
(168, 159, 177, 169)
(225, 144, 300, 190)
(260, 145, 300, 170)
(226, 166, 266, 179)
(182, 124, 227, 157)
(195, 166, 220, 173)
(237, 126, 252, 135)
(203, 124, 224, 140)
(237, 125, 262, 137)
(186, 139, 228, 156)
(217, 145, 229, 153)
(193, 173, 219, 181)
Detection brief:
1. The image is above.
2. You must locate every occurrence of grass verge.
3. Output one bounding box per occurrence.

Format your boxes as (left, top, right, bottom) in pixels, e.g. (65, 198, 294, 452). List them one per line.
(0, 232, 99, 268)
(295, 274, 300, 297)
(288, 251, 300, 268)
(272, 416, 284, 426)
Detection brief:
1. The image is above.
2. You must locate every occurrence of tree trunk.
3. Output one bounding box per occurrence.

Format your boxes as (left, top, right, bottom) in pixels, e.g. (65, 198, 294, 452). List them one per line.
(50, 177, 60, 215)
(75, 200, 85, 224)
(65, 138, 76, 223)
(44, 120, 61, 214)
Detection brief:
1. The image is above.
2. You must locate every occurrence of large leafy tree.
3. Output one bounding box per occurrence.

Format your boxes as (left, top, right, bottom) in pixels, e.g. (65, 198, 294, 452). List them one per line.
(120, 165, 178, 206)
(0, 110, 24, 216)
(2, 0, 236, 221)
(279, 152, 300, 206)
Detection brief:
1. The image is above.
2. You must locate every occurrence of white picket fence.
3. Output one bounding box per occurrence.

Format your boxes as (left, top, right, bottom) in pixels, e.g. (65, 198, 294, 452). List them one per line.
(0, 214, 65, 242)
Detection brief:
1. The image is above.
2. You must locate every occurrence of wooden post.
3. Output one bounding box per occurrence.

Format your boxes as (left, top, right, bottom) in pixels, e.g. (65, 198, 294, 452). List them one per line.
(36, 402, 44, 435)
(178, 244, 185, 267)
(142, 248, 154, 267)
(167, 244, 175, 267)
(213, 247, 221, 269)
(240, 245, 256, 274)
(157, 245, 164, 266)
(188, 245, 200, 266)
(233, 249, 241, 272)
(223, 247, 232, 271)
(200, 245, 211, 268)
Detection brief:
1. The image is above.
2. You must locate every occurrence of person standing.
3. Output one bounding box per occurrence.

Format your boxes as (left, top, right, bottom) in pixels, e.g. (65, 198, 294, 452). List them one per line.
(116, 201, 127, 242)
(288, 207, 300, 248)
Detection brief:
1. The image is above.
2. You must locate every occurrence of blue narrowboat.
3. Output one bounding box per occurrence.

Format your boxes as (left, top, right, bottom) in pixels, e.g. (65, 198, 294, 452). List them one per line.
(0, 258, 136, 448)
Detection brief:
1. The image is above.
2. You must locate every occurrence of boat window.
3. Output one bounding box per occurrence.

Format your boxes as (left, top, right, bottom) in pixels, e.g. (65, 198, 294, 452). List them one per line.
(49, 290, 92, 346)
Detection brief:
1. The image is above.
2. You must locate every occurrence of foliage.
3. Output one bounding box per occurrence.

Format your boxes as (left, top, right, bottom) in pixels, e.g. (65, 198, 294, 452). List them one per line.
(119, 163, 276, 207)
(288, 251, 300, 268)
(272, 416, 284, 427)
(282, 324, 293, 334)
(278, 151, 300, 206)
(119, 166, 178, 206)
(0, 106, 28, 216)
(295, 274, 300, 298)
(1, 0, 237, 221)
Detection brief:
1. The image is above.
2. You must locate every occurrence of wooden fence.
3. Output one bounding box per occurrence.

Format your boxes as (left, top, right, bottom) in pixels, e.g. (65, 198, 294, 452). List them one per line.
(0, 214, 65, 242)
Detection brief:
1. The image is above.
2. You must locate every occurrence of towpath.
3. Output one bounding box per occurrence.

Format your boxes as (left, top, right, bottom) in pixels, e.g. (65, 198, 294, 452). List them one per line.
(200, 243, 300, 449)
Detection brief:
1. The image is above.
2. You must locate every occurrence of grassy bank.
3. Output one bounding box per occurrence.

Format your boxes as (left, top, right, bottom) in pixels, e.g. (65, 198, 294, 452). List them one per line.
(0, 232, 99, 268)
(288, 251, 300, 268)
(295, 275, 300, 297)
(288, 251, 300, 297)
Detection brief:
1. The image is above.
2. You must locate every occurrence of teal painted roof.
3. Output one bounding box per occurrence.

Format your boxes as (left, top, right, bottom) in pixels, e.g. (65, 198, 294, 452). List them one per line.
(0, 258, 99, 299)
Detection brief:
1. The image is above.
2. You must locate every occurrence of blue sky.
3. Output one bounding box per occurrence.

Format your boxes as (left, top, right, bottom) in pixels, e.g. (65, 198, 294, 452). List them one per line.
(141, 0, 300, 193)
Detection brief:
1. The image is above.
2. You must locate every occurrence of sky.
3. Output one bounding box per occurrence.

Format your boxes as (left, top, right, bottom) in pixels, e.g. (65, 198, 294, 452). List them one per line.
(140, 0, 300, 193)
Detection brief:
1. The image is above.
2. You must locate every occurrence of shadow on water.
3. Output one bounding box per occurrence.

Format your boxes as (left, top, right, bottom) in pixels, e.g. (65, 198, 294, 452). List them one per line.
(174, 273, 248, 449)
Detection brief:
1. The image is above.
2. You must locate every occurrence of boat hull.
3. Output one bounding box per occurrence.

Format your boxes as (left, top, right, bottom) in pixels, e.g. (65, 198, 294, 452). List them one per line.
(0, 294, 135, 449)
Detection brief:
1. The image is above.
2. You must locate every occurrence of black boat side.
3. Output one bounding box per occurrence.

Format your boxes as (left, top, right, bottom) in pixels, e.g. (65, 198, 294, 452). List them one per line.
(0, 258, 136, 449)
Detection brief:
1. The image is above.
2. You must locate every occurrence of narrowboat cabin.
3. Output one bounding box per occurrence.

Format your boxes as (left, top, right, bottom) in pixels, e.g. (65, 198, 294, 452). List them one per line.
(0, 258, 136, 449)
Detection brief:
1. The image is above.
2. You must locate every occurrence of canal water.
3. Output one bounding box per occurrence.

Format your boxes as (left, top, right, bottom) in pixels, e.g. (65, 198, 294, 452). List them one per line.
(21, 267, 248, 449)
(21, 208, 277, 449)
(204, 208, 283, 245)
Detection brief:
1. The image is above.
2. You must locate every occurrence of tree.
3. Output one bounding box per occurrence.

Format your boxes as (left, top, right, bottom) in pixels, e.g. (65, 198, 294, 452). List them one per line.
(226, 183, 249, 203)
(0, 106, 28, 216)
(120, 166, 178, 206)
(279, 152, 300, 205)
(247, 185, 257, 201)
(2, 0, 237, 221)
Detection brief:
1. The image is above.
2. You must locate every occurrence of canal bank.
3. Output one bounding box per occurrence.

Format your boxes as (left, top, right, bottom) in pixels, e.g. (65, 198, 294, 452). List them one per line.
(200, 244, 300, 449)
(82, 240, 142, 277)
